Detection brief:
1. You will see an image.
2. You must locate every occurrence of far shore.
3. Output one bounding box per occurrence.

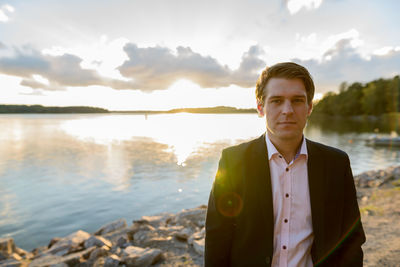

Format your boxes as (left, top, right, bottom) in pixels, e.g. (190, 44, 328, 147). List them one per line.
(1, 104, 399, 120)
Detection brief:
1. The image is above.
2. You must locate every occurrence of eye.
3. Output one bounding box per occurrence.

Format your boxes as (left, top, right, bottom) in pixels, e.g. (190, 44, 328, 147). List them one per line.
(270, 99, 282, 104)
(293, 98, 305, 103)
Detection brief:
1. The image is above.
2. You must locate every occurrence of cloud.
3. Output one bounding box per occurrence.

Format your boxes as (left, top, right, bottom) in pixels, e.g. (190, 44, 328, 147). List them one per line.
(0, 46, 116, 90)
(232, 45, 266, 87)
(0, 4, 14, 22)
(287, 0, 323, 14)
(292, 38, 400, 92)
(1, 39, 399, 95)
(0, 44, 266, 91)
(373, 46, 400, 56)
(117, 43, 265, 90)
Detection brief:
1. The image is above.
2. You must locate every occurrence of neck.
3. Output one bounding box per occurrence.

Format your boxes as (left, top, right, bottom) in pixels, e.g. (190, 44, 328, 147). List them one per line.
(267, 132, 303, 164)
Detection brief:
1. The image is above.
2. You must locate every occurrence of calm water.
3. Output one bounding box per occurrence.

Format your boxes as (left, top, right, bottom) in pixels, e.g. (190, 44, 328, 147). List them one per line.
(0, 113, 399, 250)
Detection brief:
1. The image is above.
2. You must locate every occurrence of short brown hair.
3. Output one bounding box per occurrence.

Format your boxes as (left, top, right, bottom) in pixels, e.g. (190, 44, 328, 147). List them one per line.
(255, 62, 315, 105)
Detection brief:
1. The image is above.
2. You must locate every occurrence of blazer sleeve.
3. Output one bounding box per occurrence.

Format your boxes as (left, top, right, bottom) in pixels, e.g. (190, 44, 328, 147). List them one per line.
(334, 155, 366, 266)
(205, 149, 236, 267)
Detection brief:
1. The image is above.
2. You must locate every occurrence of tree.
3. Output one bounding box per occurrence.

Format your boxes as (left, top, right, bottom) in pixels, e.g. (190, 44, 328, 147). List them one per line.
(312, 75, 399, 116)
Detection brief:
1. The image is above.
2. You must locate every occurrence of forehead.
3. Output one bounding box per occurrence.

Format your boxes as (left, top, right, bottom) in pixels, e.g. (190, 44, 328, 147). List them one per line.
(264, 78, 306, 98)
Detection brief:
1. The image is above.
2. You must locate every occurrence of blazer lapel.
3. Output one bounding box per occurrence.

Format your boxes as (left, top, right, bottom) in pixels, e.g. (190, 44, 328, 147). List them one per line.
(250, 133, 274, 254)
(306, 139, 326, 262)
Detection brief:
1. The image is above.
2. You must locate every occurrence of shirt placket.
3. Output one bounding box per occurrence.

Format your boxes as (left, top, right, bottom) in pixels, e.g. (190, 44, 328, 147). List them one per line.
(279, 161, 292, 267)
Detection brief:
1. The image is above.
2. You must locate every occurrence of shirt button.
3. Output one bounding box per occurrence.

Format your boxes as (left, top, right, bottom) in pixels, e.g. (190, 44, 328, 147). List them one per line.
(285, 193, 289, 198)
(284, 219, 288, 223)
(282, 245, 287, 250)
(286, 167, 289, 172)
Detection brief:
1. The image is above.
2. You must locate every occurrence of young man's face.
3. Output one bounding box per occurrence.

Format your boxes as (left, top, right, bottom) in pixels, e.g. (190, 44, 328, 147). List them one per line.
(257, 78, 313, 142)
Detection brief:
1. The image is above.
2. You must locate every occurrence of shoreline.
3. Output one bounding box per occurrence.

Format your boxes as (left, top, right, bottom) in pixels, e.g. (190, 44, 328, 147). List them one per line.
(1, 165, 399, 267)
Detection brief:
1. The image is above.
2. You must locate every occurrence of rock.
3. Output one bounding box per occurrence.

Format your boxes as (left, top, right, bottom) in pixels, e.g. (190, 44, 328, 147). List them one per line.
(46, 230, 91, 256)
(89, 246, 110, 261)
(380, 174, 395, 186)
(49, 263, 68, 267)
(10, 253, 22, 261)
(127, 222, 155, 241)
(129, 222, 158, 246)
(94, 219, 127, 236)
(192, 238, 205, 255)
(354, 166, 400, 189)
(121, 246, 163, 267)
(137, 213, 174, 228)
(0, 252, 8, 261)
(116, 236, 128, 248)
(30, 246, 95, 267)
(48, 237, 62, 249)
(170, 238, 188, 249)
(156, 225, 184, 236)
(133, 231, 153, 244)
(92, 256, 105, 267)
(172, 207, 206, 228)
(84, 236, 112, 249)
(361, 196, 369, 203)
(104, 254, 121, 267)
(174, 228, 192, 241)
(101, 227, 130, 247)
(13, 248, 26, 257)
(0, 258, 22, 267)
(110, 246, 122, 256)
(75, 261, 91, 267)
(14, 248, 32, 260)
(367, 179, 381, 188)
(31, 246, 48, 258)
(29, 254, 64, 267)
(0, 237, 16, 256)
(188, 228, 205, 245)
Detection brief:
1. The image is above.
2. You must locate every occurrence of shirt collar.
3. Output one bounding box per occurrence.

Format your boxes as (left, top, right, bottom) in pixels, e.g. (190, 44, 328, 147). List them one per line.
(265, 133, 308, 161)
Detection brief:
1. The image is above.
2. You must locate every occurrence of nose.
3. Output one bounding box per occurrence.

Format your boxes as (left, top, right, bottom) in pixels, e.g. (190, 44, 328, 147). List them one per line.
(282, 100, 294, 114)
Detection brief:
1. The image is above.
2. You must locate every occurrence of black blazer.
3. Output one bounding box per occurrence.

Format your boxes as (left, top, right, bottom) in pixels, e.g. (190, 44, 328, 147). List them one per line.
(205, 134, 365, 267)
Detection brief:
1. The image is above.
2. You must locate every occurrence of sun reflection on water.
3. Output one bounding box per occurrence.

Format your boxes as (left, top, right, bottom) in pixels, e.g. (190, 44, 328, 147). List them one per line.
(60, 113, 265, 166)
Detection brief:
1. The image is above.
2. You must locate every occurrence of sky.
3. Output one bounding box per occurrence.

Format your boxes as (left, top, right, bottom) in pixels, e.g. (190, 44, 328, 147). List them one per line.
(0, 0, 399, 111)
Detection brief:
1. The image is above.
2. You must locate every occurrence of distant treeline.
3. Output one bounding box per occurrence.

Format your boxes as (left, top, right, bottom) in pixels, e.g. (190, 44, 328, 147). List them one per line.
(313, 76, 400, 116)
(0, 104, 109, 113)
(113, 106, 257, 114)
(166, 106, 257, 114)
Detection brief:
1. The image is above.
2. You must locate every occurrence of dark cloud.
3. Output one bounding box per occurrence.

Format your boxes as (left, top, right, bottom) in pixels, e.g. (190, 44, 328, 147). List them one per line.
(232, 45, 266, 87)
(292, 38, 400, 93)
(117, 44, 231, 90)
(2, 40, 398, 94)
(0, 44, 266, 91)
(117, 43, 266, 90)
(0, 46, 113, 90)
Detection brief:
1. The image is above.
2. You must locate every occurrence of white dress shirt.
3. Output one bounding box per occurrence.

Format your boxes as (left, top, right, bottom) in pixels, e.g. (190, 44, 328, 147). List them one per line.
(265, 134, 314, 267)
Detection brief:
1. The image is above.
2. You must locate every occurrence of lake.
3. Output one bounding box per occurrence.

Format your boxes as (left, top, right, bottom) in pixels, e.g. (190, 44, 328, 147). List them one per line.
(0, 113, 399, 250)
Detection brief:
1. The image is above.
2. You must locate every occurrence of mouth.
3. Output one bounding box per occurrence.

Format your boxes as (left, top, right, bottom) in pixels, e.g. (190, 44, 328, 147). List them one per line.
(278, 122, 296, 125)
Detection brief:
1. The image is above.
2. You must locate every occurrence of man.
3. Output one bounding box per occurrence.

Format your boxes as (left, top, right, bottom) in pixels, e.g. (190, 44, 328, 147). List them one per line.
(205, 62, 365, 267)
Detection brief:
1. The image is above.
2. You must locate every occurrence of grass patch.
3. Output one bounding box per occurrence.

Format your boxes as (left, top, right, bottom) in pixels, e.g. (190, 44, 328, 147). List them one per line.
(391, 180, 400, 187)
(360, 205, 384, 216)
(369, 187, 400, 201)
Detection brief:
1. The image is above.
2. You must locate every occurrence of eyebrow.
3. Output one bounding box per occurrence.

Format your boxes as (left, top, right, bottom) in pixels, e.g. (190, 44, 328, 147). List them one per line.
(267, 95, 306, 99)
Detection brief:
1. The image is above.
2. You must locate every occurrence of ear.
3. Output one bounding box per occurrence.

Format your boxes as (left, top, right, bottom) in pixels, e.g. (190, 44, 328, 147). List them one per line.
(257, 101, 265, 117)
(307, 101, 313, 116)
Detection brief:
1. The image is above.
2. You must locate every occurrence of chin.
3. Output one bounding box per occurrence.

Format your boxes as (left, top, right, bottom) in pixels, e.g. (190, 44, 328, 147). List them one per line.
(275, 130, 302, 140)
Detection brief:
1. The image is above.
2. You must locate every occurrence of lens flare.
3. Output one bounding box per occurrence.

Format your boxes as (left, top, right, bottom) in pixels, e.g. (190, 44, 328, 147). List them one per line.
(314, 216, 363, 266)
(217, 192, 243, 217)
